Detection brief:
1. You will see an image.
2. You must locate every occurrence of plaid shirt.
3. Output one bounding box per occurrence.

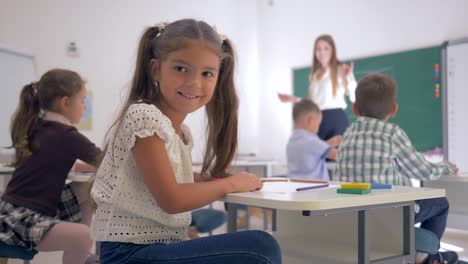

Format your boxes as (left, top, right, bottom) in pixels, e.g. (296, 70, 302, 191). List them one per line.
(334, 117, 453, 186)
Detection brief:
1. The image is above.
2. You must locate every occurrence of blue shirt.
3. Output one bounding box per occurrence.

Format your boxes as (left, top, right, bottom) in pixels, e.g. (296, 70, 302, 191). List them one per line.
(286, 129, 332, 181)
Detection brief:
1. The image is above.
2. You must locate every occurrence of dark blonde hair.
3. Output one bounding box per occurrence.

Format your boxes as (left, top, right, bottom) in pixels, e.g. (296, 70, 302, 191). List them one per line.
(104, 19, 238, 178)
(355, 73, 397, 120)
(9, 69, 85, 166)
(292, 99, 321, 123)
(309, 34, 348, 97)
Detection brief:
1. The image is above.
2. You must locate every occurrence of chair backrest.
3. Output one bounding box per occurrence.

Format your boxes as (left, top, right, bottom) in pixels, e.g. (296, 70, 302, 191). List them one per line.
(0, 241, 37, 260)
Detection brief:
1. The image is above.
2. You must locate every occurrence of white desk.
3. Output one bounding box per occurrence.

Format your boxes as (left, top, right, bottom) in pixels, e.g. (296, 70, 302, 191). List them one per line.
(67, 172, 94, 182)
(0, 166, 13, 174)
(0, 166, 93, 189)
(193, 159, 277, 178)
(230, 159, 277, 178)
(0, 165, 14, 192)
(223, 182, 445, 264)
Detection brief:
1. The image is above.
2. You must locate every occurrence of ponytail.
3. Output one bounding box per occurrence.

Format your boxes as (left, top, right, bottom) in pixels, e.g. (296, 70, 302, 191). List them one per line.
(202, 38, 238, 177)
(103, 25, 164, 161)
(9, 69, 84, 167)
(129, 25, 164, 104)
(9, 83, 41, 166)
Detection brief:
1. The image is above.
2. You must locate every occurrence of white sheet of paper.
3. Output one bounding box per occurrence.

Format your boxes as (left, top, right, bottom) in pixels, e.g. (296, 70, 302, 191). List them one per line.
(259, 182, 327, 193)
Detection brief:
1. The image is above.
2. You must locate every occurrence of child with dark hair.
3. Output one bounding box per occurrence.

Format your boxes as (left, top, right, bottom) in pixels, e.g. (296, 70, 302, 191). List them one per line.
(335, 73, 459, 264)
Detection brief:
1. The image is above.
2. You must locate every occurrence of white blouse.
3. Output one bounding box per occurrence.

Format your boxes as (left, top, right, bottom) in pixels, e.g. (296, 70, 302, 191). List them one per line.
(309, 68, 357, 110)
(91, 103, 194, 244)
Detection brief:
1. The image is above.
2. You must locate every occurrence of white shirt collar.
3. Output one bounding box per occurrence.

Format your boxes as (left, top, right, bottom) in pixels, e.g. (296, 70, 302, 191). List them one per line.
(42, 111, 72, 126)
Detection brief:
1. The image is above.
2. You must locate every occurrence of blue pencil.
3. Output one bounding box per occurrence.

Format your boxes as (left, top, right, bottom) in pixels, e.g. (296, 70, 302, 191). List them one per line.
(296, 183, 329, 191)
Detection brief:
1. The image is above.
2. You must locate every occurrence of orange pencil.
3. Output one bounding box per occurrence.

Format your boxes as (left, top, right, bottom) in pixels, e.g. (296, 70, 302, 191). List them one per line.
(261, 178, 288, 183)
(289, 178, 328, 184)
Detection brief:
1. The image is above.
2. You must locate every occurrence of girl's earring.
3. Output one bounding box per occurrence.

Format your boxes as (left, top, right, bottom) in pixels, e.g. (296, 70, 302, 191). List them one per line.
(154, 81, 160, 95)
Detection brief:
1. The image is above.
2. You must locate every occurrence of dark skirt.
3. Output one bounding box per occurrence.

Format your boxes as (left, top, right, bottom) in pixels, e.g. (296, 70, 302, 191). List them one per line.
(0, 184, 81, 249)
(318, 108, 349, 141)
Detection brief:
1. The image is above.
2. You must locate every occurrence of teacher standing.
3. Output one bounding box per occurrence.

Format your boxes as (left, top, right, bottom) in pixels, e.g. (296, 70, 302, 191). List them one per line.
(279, 34, 357, 141)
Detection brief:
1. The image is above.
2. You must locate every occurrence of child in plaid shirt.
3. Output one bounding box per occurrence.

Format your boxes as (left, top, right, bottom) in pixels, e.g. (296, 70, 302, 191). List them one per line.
(334, 73, 459, 264)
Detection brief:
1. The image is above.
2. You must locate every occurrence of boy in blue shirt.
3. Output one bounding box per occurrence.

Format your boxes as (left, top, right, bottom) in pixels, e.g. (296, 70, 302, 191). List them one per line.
(335, 73, 459, 264)
(287, 99, 341, 180)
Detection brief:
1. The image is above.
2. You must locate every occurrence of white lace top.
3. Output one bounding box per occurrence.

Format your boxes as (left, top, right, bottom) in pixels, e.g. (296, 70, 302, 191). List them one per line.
(91, 103, 194, 244)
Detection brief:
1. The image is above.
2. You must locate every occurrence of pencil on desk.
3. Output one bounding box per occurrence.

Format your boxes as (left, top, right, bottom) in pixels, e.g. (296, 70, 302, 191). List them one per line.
(290, 178, 328, 184)
(296, 183, 329, 191)
(261, 178, 288, 182)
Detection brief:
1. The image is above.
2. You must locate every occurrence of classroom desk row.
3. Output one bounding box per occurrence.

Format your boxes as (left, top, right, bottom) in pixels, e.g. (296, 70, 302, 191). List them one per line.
(193, 158, 278, 178)
(223, 180, 444, 264)
(1, 164, 450, 264)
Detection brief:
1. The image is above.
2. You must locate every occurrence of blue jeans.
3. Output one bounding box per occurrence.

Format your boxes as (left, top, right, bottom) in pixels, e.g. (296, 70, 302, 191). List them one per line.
(99, 230, 281, 264)
(415, 197, 449, 241)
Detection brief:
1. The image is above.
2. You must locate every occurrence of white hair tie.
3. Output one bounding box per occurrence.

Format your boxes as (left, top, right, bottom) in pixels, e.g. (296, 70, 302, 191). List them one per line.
(154, 22, 168, 37)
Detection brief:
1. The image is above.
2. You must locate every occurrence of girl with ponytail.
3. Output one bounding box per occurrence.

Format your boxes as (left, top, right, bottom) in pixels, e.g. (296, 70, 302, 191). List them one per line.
(1, 69, 101, 264)
(91, 19, 281, 264)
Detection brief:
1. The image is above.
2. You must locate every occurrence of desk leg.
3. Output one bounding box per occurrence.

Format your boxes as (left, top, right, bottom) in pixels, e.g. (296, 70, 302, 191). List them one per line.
(272, 209, 277, 231)
(358, 210, 370, 264)
(266, 164, 272, 178)
(226, 203, 238, 233)
(403, 203, 415, 260)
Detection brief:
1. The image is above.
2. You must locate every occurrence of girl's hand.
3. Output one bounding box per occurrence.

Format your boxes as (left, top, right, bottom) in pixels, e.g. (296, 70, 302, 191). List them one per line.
(341, 62, 354, 76)
(278, 93, 301, 103)
(227, 172, 263, 193)
(193, 172, 209, 182)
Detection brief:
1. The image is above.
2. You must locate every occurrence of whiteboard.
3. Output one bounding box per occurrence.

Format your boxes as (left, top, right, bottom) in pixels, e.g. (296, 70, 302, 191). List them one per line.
(0, 46, 36, 152)
(445, 38, 468, 175)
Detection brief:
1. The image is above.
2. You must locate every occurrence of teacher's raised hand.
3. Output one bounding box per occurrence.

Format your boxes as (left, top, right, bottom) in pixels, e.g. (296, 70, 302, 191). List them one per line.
(341, 61, 354, 76)
(278, 92, 301, 103)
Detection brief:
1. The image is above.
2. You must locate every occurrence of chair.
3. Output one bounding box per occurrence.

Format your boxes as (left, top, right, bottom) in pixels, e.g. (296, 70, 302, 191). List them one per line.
(191, 208, 226, 235)
(415, 227, 439, 255)
(0, 241, 37, 264)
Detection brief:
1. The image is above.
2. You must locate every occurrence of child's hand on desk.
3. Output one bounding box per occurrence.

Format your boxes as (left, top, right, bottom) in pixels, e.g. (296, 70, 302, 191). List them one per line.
(227, 172, 263, 192)
(193, 172, 210, 182)
(444, 161, 459, 175)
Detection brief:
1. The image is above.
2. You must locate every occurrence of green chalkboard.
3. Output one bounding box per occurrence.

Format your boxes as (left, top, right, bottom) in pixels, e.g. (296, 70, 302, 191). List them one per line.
(293, 46, 442, 152)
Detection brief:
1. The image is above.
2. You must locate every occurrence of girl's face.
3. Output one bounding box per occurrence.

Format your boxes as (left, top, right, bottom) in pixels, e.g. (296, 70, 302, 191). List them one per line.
(315, 39, 333, 67)
(64, 86, 87, 124)
(153, 43, 220, 120)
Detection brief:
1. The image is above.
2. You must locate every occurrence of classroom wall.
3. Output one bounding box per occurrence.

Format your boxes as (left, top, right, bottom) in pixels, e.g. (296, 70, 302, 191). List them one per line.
(256, 0, 468, 163)
(0, 0, 260, 162)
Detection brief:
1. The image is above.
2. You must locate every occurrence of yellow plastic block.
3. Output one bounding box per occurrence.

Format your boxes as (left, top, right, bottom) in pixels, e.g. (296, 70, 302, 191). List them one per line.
(341, 182, 371, 190)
